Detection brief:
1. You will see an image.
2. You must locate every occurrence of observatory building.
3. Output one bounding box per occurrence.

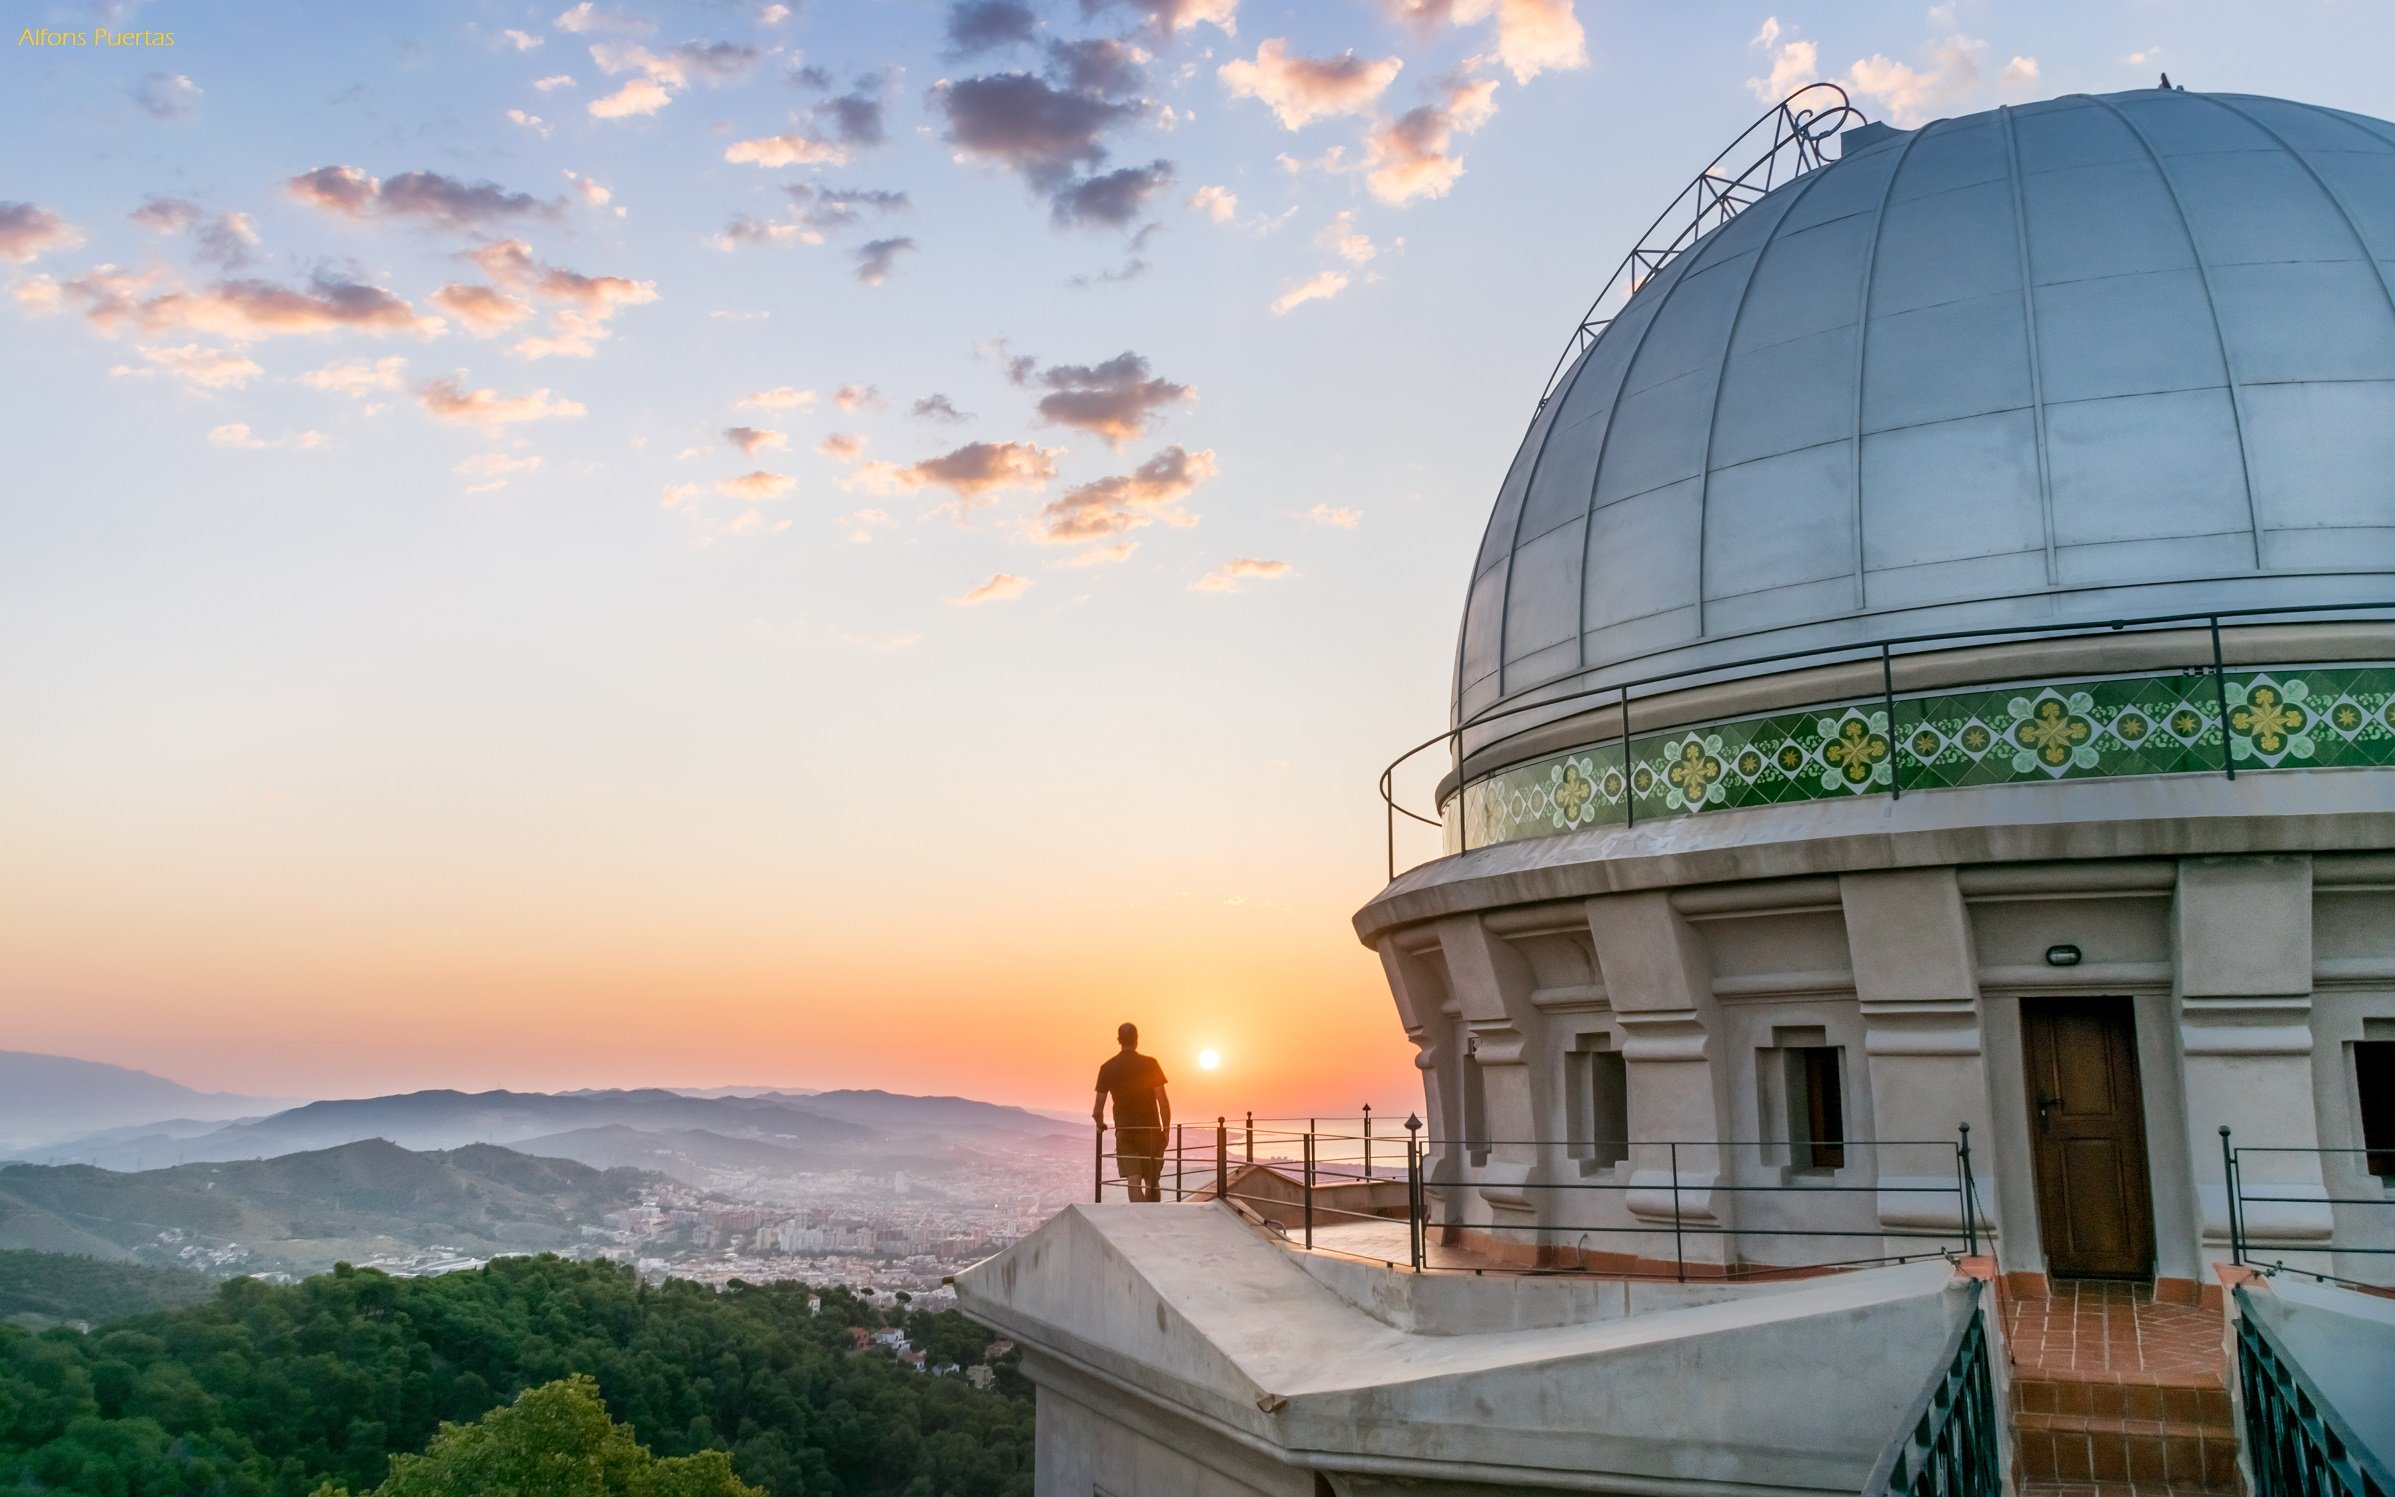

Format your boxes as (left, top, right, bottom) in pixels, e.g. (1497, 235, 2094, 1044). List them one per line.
(961, 86, 2395, 1496)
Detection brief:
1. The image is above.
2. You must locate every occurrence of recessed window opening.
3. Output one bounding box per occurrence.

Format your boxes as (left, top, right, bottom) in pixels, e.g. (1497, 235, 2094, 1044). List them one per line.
(1785, 1046, 1846, 1172)
(2358, 1041, 2395, 1181)
(1462, 1031, 1490, 1166)
(1567, 1043, 1630, 1171)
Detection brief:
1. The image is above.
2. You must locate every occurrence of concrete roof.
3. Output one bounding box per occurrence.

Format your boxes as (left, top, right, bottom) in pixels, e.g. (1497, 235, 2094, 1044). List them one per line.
(1459, 89, 2395, 730)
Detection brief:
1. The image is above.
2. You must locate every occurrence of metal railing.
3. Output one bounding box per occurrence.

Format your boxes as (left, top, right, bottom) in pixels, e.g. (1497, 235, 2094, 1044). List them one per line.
(1378, 599, 2395, 880)
(2235, 1284, 2394, 1497)
(2221, 1129, 2395, 1294)
(1099, 1114, 1990, 1285)
(1863, 1278, 2001, 1497)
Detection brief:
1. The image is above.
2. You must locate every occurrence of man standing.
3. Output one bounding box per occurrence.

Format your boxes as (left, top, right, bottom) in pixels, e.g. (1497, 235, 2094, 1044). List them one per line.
(1093, 1023, 1171, 1202)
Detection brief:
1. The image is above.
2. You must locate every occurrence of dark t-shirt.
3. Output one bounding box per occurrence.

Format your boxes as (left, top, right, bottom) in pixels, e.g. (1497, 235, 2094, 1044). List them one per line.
(1095, 1052, 1169, 1130)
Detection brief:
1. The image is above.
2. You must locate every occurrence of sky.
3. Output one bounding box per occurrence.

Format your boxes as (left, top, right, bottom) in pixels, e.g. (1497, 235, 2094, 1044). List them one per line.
(4, 0, 2393, 1116)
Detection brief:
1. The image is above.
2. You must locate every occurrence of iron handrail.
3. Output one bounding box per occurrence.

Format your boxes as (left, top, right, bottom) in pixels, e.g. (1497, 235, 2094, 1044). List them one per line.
(2221, 1130, 2395, 1291)
(1863, 1278, 2000, 1497)
(2235, 1285, 2394, 1497)
(1379, 598, 2395, 878)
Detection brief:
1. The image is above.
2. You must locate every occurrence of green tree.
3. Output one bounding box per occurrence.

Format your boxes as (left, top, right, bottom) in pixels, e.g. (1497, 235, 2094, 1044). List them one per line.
(312, 1376, 762, 1497)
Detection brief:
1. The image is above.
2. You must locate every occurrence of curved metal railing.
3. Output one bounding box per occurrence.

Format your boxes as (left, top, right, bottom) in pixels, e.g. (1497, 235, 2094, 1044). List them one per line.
(1376, 599, 2395, 881)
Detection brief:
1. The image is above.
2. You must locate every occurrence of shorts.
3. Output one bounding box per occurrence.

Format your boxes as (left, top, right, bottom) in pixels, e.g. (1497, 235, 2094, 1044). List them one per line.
(1116, 1127, 1166, 1183)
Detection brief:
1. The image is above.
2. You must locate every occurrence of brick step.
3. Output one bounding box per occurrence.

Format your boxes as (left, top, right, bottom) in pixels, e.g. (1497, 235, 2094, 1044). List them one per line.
(2012, 1410, 2239, 1491)
(2011, 1376, 2232, 1428)
(2022, 1484, 2236, 1497)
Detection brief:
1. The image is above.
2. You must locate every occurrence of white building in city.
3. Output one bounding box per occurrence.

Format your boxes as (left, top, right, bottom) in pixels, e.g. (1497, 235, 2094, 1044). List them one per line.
(961, 85, 2395, 1496)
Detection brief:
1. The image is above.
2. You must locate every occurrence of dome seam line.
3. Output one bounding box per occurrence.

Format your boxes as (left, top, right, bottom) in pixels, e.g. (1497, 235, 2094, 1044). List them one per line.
(1999, 104, 2061, 589)
(1848, 122, 1931, 613)
(2081, 92, 2265, 570)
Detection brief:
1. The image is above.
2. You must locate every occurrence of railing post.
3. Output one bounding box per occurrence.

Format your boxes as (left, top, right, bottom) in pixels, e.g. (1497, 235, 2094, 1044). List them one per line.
(1670, 1140, 1684, 1284)
(1175, 1122, 1184, 1202)
(2211, 616, 2236, 781)
(1093, 1121, 1105, 1205)
(1882, 643, 1902, 800)
(2219, 1125, 2242, 1266)
(1362, 1103, 1373, 1179)
(1216, 1116, 1227, 1205)
(1244, 1110, 1253, 1163)
(1303, 1125, 1316, 1250)
(1957, 1123, 1977, 1257)
(1620, 686, 1636, 828)
(1406, 1113, 1423, 1273)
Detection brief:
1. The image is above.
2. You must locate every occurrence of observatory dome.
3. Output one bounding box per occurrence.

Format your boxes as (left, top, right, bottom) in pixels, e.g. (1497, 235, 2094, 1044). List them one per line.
(1458, 88, 2395, 730)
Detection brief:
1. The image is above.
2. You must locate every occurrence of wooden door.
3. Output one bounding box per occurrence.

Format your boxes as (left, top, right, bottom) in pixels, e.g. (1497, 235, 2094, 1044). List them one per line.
(2022, 999, 2156, 1279)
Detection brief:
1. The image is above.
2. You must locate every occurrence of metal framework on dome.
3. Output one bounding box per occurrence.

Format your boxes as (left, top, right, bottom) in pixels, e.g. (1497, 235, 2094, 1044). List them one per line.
(1532, 82, 1864, 414)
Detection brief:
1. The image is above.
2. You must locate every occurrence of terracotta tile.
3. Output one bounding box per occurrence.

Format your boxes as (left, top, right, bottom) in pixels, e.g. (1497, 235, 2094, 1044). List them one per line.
(2056, 1434, 2094, 1482)
(2092, 1432, 2130, 1482)
(2163, 1386, 2201, 1424)
(2123, 1384, 2165, 1421)
(2126, 1434, 2167, 1486)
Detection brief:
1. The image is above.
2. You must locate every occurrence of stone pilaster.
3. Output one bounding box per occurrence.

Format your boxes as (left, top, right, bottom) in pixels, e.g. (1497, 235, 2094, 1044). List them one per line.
(1433, 914, 1549, 1240)
(1585, 891, 1732, 1268)
(1839, 868, 1996, 1253)
(2174, 856, 2331, 1260)
(1376, 941, 1457, 1192)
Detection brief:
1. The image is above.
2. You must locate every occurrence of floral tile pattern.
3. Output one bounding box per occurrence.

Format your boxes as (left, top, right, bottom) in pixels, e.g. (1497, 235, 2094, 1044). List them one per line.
(1444, 666, 2395, 854)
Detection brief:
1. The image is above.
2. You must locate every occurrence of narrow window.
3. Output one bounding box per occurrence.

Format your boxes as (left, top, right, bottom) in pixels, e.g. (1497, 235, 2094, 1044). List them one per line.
(1785, 1047, 1846, 1171)
(1588, 1050, 1629, 1169)
(2359, 1041, 2395, 1181)
(1462, 1037, 1490, 1166)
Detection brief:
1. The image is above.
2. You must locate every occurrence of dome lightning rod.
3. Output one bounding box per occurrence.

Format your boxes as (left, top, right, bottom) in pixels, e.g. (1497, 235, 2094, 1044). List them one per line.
(1530, 82, 1864, 419)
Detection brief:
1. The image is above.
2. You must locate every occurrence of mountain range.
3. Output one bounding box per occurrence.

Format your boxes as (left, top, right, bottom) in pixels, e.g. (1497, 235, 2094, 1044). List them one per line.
(0, 1052, 294, 1153)
(0, 1139, 658, 1276)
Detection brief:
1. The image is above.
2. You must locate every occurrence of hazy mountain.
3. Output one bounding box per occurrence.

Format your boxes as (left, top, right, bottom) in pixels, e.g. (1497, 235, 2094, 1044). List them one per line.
(0, 1139, 657, 1276)
(23, 1086, 1077, 1172)
(507, 1125, 816, 1175)
(0, 1052, 296, 1154)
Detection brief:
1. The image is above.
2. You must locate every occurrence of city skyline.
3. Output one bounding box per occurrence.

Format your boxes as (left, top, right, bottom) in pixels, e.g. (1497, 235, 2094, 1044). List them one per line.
(6, 0, 2393, 1116)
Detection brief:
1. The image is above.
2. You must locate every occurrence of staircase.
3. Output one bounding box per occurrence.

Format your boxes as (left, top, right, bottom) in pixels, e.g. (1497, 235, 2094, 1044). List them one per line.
(2002, 1279, 2241, 1495)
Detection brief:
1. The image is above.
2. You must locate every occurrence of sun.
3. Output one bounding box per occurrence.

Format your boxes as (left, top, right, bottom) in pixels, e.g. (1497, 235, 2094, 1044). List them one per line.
(1197, 1049, 1221, 1071)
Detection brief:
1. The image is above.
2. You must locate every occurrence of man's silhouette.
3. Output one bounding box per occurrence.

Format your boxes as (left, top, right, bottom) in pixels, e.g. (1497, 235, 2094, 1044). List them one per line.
(1093, 1022, 1171, 1202)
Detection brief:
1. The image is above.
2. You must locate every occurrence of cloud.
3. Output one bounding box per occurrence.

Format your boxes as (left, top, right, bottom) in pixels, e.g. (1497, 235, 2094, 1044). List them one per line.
(285, 166, 562, 228)
(116, 275, 444, 343)
(673, 40, 760, 81)
(1188, 184, 1238, 223)
(1052, 161, 1174, 228)
(737, 385, 815, 410)
(419, 376, 587, 428)
(1745, 19, 1819, 105)
(1271, 269, 1349, 313)
(936, 73, 1134, 188)
(1192, 557, 1291, 592)
(854, 236, 917, 285)
(134, 72, 202, 120)
(1034, 351, 1192, 445)
(836, 383, 882, 410)
(1056, 539, 1137, 566)
(508, 108, 552, 136)
(716, 469, 797, 499)
(1317, 210, 1376, 264)
(457, 451, 543, 491)
(950, 572, 1031, 605)
(433, 282, 537, 335)
(2003, 55, 2040, 87)
(1306, 502, 1362, 527)
(911, 393, 969, 422)
(109, 342, 264, 390)
(660, 481, 704, 507)
(565, 171, 617, 210)
(1757, 22, 2025, 127)
(1080, 0, 1237, 38)
(725, 425, 788, 454)
(949, 0, 1039, 54)
(817, 432, 865, 461)
(847, 440, 1063, 509)
(759, 4, 791, 24)
(786, 185, 911, 231)
(1364, 77, 1498, 204)
(301, 356, 409, 397)
(0, 203, 82, 263)
(817, 83, 888, 148)
(130, 198, 259, 269)
(129, 197, 202, 233)
(1220, 39, 1401, 129)
(12, 275, 63, 315)
(504, 28, 545, 49)
(554, 3, 654, 35)
(1465, 0, 1585, 83)
(1048, 37, 1147, 96)
(1035, 444, 1215, 541)
(467, 239, 538, 288)
(590, 75, 675, 118)
(208, 422, 328, 451)
(535, 73, 576, 90)
(725, 131, 848, 166)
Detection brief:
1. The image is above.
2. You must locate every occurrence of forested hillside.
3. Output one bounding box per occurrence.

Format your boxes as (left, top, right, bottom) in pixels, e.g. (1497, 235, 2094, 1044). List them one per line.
(0, 1255, 1031, 1496)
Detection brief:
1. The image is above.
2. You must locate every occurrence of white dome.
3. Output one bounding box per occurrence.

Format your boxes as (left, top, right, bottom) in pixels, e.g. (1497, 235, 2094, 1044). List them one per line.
(1457, 88, 2395, 727)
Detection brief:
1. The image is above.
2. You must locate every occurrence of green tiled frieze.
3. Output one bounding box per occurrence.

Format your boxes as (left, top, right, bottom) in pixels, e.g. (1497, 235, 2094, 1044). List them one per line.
(1444, 666, 2395, 854)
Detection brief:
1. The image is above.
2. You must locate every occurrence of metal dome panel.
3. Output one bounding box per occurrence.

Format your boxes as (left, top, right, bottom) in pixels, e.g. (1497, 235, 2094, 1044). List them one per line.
(1454, 88, 2395, 729)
